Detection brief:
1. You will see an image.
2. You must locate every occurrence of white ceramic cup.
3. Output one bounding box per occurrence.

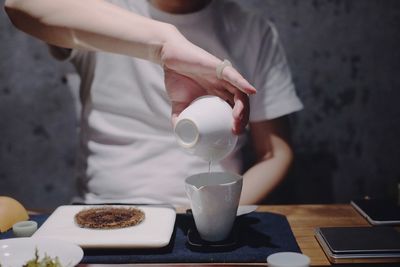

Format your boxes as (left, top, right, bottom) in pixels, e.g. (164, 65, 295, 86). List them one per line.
(267, 252, 310, 267)
(174, 95, 238, 162)
(185, 172, 243, 242)
(12, 220, 38, 237)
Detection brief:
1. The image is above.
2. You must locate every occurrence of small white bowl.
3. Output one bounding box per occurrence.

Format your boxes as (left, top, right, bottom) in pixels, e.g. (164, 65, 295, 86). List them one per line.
(174, 95, 238, 162)
(12, 220, 38, 237)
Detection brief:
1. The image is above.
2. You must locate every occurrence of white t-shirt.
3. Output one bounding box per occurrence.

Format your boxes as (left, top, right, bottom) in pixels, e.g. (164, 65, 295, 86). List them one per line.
(68, 0, 303, 206)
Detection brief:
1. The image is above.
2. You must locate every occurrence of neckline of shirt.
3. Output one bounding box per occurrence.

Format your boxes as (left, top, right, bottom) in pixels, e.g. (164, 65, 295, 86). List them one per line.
(147, 0, 216, 25)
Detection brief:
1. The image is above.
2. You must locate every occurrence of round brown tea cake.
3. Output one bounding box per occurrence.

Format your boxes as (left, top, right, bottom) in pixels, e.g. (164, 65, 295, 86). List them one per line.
(75, 206, 145, 229)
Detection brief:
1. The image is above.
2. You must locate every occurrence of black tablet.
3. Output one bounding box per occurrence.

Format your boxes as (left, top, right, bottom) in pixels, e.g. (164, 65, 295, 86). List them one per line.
(315, 226, 400, 263)
(350, 198, 400, 225)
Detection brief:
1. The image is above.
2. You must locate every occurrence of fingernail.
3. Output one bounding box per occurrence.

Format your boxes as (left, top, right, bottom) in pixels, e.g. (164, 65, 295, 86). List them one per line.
(249, 87, 257, 93)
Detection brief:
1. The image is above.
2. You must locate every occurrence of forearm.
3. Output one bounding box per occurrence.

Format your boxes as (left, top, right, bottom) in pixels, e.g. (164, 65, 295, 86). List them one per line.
(240, 136, 293, 205)
(4, 0, 181, 63)
(5, 0, 256, 132)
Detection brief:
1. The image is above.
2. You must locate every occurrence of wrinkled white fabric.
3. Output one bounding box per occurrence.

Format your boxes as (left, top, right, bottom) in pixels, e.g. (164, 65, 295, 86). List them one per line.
(66, 0, 303, 206)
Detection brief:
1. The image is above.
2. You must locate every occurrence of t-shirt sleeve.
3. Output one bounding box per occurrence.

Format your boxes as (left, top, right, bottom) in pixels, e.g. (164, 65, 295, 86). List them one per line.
(249, 22, 303, 122)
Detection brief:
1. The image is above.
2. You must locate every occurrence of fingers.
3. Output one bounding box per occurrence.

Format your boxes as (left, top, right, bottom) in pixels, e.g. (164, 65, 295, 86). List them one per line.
(215, 65, 252, 134)
(165, 59, 254, 134)
(232, 91, 250, 135)
(222, 66, 257, 95)
(206, 82, 248, 134)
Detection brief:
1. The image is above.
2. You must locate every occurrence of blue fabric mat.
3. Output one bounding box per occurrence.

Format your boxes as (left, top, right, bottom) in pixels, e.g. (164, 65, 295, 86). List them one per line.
(1, 212, 300, 263)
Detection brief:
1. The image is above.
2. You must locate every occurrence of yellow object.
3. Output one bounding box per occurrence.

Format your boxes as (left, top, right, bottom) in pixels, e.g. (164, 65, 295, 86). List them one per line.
(0, 196, 29, 232)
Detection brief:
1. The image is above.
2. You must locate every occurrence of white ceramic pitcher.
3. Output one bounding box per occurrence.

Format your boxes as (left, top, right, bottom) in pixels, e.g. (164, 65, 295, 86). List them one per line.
(185, 172, 243, 242)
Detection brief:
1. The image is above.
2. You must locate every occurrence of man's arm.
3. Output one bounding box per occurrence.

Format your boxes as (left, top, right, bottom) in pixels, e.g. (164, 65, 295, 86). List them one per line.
(4, 0, 175, 62)
(4, 0, 256, 133)
(240, 116, 293, 204)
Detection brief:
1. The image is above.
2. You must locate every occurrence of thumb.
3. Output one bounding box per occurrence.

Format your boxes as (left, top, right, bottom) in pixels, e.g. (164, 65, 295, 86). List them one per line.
(171, 101, 188, 127)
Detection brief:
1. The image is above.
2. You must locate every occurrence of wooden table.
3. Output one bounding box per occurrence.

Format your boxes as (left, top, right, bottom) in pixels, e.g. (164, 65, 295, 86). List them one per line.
(78, 204, 400, 267)
(259, 204, 370, 266)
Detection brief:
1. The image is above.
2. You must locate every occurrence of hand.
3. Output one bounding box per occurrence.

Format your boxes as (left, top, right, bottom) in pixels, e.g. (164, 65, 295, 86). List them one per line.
(4, 0, 255, 134)
(161, 34, 256, 134)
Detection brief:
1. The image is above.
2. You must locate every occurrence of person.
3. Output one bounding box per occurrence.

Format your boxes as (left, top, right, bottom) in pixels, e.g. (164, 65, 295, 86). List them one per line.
(4, 0, 303, 206)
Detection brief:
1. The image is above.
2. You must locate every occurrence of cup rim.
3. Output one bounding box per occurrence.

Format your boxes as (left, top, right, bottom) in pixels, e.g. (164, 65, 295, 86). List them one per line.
(174, 118, 199, 148)
(185, 171, 243, 188)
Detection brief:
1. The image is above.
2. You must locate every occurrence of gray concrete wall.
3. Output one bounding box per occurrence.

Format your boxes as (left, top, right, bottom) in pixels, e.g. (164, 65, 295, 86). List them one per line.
(1, 0, 78, 210)
(248, 0, 400, 204)
(1, 0, 399, 209)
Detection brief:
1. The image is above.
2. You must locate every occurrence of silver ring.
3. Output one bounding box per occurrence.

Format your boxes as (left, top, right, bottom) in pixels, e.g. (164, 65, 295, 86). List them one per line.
(216, 59, 232, 79)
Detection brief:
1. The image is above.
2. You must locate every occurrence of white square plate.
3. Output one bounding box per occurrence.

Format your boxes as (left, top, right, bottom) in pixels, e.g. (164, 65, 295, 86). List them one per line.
(33, 205, 176, 248)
